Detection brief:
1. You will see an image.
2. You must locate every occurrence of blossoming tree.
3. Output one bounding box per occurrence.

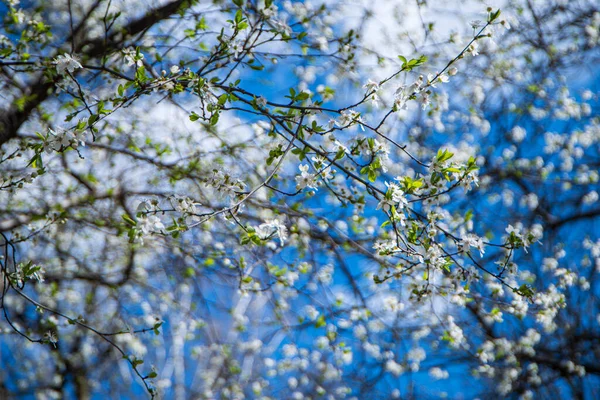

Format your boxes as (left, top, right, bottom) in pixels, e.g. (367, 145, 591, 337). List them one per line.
(0, 0, 599, 398)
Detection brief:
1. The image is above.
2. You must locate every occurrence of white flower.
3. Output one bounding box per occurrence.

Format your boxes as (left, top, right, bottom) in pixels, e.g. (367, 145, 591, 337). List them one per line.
(331, 137, 350, 154)
(506, 224, 522, 238)
(43, 127, 85, 153)
(468, 41, 479, 57)
(282, 344, 298, 357)
(336, 110, 365, 130)
(385, 360, 404, 376)
(256, 96, 267, 108)
(363, 79, 380, 93)
(304, 305, 320, 321)
(377, 182, 408, 212)
(287, 377, 298, 389)
(123, 48, 144, 68)
(170, 195, 197, 214)
(444, 316, 468, 349)
(409, 75, 424, 92)
(53, 53, 82, 76)
(316, 36, 329, 51)
(138, 215, 165, 235)
(316, 264, 334, 285)
(408, 347, 426, 363)
(229, 40, 244, 58)
(314, 336, 329, 348)
(136, 198, 159, 214)
(462, 169, 480, 192)
(170, 65, 180, 74)
(460, 234, 485, 256)
(44, 331, 58, 347)
(256, 219, 288, 245)
(427, 73, 439, 88)
(582, 190, 598, 205)
(353, 324, 367, 340)
(273, 17, 291, 36)
(394, 86, 409, 111)
(383, 296, 404, 312)
(261, 4, 278, 18)
(420, 92, 431, 109)
(295, 164, 318, 190)
(470, 20, 483, 29)
(438, 73, 450, 83)
(429, 367, 449, 380)
(13, 9, 25, 24)
(510, 126, 527, 142)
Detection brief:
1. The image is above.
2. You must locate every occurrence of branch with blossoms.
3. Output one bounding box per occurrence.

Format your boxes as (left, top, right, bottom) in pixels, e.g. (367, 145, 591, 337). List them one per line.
(3, 0, 595, 398)
(0, 231, 164, 396)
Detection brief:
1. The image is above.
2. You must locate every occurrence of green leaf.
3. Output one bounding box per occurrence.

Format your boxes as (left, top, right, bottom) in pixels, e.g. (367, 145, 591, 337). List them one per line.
(515, 284, 535, 299)
(88, 114, 99, 127)
(368, 169, 376, 182)
(315, 315, 326, 328)
(153, 322, 163, 335)
(465, 209, 473, 222)
(122, 214, 136, 226)
(442, 259, 453, 273)
(296, 92, 309, 101)
(436, 149, 454, 163)
(197, 16, 208, 30)
(367, 137, 375, 149)
(135, 66, 147, 83)
(131, 357, 144, 367)
(489, 9, 501, 22)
